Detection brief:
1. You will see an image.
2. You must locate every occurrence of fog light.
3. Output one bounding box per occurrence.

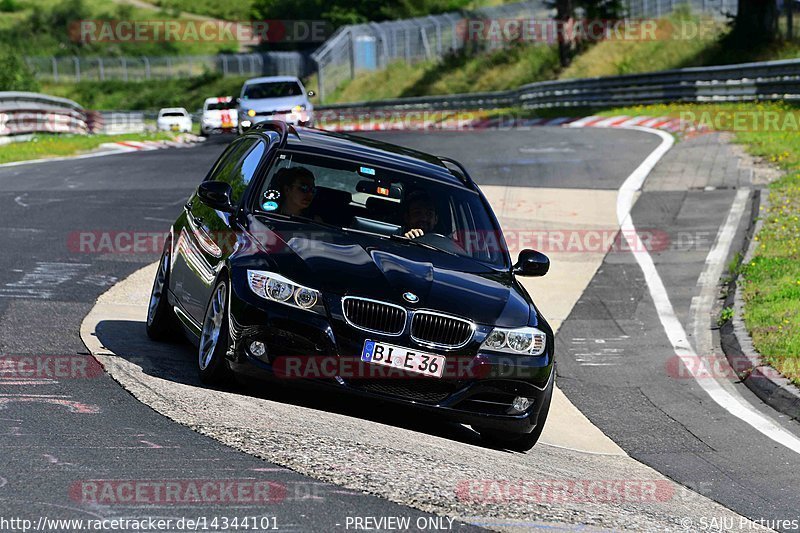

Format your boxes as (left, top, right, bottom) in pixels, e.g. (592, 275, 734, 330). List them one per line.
(511, 396, 532, 413)
(241, 120, 252, 128)
(249, 341, 266, 357)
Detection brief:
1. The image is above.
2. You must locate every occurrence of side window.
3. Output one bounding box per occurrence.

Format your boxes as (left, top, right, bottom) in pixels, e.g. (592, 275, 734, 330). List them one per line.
(225, 141, 266, 204)
(205, 137, 261, 204)
(205, 138, 250, 182)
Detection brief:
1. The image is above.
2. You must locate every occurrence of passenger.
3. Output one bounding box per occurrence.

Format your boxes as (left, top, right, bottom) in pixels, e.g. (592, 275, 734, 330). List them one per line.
(401, 190, 438, 239)
(273, 167, 317, 217)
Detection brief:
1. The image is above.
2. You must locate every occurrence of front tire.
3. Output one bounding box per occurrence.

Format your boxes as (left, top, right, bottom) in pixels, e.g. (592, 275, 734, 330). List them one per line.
(198, 280, 233, 385)
(476, 379, 553, 452)
(146, 248, 179, 341)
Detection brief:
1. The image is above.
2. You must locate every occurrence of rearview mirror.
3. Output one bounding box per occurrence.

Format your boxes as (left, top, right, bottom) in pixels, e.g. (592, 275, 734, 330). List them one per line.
(514, 249, 549, 277)
(197, 181, 235, 213)
(356, 179, 403, 199)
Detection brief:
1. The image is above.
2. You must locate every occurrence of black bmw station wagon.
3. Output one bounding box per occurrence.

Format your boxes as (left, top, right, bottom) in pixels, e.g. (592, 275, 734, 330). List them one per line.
(147, 121, 555, 451)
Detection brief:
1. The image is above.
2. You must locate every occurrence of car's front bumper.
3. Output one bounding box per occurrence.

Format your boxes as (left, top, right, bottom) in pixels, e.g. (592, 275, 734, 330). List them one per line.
(239, 111, 313, 128)
(227, 275, 554, 434)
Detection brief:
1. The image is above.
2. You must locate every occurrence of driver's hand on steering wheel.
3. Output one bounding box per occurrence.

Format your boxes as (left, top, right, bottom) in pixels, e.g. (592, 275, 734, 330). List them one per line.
(404, 228, 425, 239)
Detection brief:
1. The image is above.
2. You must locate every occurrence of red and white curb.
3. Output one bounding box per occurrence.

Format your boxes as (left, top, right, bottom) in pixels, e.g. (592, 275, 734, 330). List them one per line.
(319, 114, 702, 135)
(99, 137, 202, 153)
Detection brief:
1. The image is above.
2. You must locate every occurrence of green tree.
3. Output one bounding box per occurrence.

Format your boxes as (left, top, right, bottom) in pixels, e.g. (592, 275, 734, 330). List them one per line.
(0, 49, 39, 91)
(734, 0, 778, 42)
(251, 0, 476, 27)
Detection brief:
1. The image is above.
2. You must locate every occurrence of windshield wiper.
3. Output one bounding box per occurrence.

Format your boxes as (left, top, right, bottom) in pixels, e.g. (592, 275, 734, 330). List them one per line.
(387, 233, 458, 256)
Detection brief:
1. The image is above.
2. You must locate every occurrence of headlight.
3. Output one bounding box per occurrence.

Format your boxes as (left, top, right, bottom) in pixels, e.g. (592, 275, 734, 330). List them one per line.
(480, 326, 546, 356)
(292, 105, 306, 112)
(247, 109, 256, 117)
(247, 270, 322, 312)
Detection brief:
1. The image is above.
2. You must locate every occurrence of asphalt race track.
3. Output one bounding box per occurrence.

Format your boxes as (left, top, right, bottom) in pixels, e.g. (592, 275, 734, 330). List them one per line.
(1, 128, 799, 531)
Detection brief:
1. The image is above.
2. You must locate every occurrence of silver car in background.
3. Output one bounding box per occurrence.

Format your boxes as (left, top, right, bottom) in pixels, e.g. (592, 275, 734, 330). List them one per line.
(238, 76, 314, 132)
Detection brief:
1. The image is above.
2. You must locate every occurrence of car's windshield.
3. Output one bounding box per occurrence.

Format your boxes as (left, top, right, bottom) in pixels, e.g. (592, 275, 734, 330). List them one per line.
(256, 150, 507, 268)
(242, 82, 302, 100)
(206, 102, 236, 111)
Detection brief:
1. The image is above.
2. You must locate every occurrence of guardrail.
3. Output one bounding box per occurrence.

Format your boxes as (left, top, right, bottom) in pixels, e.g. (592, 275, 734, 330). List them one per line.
(0, 92, 89, 136)
(315, 57, 800, 114)
(88, 111, 146, 134)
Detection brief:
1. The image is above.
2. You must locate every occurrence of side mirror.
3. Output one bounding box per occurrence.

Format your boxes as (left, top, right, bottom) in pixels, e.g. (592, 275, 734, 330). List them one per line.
(197, 181, 235, 213)
(307, 90, 315, 97)
(514, 249, 549, 277)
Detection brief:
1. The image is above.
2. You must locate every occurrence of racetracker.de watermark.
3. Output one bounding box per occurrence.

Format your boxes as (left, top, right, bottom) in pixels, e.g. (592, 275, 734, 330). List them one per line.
(455, 479, 675, 503)
(0, 355, 103, 381)
(71, 19, 330, 43)
(679, 110, 800, 132)
(458, 18, 717, 43)
(70, 480, 286, 505)
(666, 354, 800, 381)
(67, 229, 713, 256)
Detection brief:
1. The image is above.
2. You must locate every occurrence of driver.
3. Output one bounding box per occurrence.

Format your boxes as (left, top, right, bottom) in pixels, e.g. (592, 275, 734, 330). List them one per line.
(273, 167, 317, 217)
(401, 190, 438, 239)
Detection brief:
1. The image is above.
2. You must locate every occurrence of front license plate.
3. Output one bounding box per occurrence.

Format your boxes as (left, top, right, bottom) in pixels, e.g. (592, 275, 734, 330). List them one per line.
(361, 340, 445, 378)
(170, 124, 179, 131)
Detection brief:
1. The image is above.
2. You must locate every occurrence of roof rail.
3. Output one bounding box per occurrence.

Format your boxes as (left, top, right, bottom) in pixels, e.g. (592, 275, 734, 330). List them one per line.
(438, 156, 475, 188)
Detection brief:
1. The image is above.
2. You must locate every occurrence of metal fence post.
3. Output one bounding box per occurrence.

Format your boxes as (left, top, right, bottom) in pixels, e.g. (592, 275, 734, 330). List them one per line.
(429, 16, 442, 58)
(420, 26, 432, 60)
(349, 30, 356, 79)
(73, 56, 80, 82)
(316, 58, 326, 103)
(122, 57, 128, 82)
(98, 58, 105, 81)
(143, 57, 151, 79)
(51, 57, 58, 83)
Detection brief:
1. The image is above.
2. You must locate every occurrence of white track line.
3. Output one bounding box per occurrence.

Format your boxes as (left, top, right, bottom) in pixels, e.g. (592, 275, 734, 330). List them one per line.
(616, 125, 800, 455)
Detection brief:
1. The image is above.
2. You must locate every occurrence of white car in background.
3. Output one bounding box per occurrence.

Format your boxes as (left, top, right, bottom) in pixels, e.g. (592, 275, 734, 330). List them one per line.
(200, 97, 238, 135)
(156, 108, 192, 133)
(238, 76, 314, 132)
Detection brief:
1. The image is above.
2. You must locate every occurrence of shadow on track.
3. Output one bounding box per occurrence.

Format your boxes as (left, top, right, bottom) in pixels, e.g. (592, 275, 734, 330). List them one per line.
(93, 318, 510, 451)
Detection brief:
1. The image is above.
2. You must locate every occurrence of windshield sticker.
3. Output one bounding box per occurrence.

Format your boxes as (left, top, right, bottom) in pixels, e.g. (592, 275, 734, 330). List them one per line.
(359, 166, 375, 176)
(262, 190, 280, 211)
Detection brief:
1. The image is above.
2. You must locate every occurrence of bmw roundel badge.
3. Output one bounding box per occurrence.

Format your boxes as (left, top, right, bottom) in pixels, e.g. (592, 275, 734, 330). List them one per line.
(403, 292, 419, 303)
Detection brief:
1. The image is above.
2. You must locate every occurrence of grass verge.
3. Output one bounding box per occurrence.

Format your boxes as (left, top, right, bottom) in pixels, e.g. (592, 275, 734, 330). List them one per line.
(0, 131, 175, 165)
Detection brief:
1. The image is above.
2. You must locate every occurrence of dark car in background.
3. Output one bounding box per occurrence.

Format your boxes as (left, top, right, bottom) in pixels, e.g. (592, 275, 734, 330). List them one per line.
(146, 121, 555, 451)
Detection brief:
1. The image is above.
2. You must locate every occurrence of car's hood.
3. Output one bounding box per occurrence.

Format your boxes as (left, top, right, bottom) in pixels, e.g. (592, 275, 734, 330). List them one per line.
(239, 96, 307, 113)
(244, 216, 532, 327)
